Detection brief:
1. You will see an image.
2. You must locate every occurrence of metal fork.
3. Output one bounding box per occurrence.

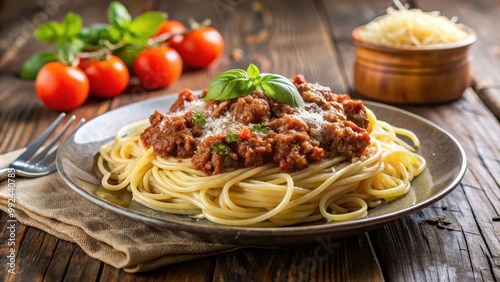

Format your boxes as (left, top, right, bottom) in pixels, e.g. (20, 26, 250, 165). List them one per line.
(0, 113, 84, 180)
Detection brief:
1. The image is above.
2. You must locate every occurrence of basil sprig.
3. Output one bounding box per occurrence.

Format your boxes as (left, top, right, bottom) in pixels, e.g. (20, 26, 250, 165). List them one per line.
(205, 64, 304, 108)
(23, 2, 165, 74)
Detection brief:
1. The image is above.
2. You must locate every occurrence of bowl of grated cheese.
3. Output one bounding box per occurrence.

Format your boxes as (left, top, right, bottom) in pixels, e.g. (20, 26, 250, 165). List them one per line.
(352, 5, 477, 104)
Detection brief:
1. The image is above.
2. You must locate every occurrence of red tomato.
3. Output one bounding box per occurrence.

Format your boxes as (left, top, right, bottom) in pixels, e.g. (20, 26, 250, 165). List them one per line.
(133, 47, 182, 90)
(173, 27, 224, 68)
(239, 127, 251, 139)
(35, 62, 89, 111)
(153, 20, 186, 39)
(79, 55, 129, 98)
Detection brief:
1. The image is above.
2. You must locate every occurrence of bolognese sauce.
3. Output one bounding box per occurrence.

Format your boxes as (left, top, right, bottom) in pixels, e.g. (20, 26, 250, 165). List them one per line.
(140, 75, 371, 175)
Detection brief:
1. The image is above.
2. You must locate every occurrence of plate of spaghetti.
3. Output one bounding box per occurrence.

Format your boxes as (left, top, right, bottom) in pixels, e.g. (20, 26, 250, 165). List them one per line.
(56, 65, 466, 246)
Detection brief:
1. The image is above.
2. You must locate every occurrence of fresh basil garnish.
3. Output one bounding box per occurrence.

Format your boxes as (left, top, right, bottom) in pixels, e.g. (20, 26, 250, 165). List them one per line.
(107, 1, 132, 30)
(225, 131, 241, 143)
(192, 112, 206, 126)
(251, 123, 269, 133)
(20, 51, 58, 79)
(205, 69, 255, 101)
(205, 64, 304, 108)
(211, 144, 229, 155)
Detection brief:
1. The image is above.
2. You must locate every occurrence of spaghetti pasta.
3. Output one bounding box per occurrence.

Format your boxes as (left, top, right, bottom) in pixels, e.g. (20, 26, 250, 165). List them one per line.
(97, 106, 426, 227)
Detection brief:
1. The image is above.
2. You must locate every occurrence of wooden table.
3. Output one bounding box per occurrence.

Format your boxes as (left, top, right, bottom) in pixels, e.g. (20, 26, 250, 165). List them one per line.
(1, 0, 499, 280)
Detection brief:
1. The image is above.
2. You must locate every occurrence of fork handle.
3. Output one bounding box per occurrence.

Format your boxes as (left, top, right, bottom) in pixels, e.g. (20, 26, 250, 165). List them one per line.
(0, 168, 11, 181)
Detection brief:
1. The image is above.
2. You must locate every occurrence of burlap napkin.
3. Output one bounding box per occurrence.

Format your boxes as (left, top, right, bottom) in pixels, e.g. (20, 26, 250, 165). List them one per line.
(0, 149, 240, 273)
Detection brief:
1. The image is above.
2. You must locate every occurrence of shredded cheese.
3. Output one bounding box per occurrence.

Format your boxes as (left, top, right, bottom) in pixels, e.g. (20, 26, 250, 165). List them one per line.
(359, 2, 468, 47)
(183, 99, 206, 113)
(294, 107, 328, 131)
(201, 112, 240, 139)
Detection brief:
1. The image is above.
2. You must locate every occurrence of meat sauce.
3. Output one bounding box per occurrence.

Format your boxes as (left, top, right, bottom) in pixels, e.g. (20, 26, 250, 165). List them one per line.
(140, 75, 371, 175)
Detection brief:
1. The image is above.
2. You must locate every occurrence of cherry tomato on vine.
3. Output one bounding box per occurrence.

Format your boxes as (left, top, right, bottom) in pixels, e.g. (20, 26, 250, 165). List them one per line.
(79, 55, 129, 98)
(172, 26, 224, 69)
(35, 62, 89, 111)
(133, 47, 182, 90)
(153, 20, 186, 40)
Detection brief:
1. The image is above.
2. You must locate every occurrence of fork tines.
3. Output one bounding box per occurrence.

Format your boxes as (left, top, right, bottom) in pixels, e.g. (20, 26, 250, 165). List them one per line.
(17, 113, 82, 167)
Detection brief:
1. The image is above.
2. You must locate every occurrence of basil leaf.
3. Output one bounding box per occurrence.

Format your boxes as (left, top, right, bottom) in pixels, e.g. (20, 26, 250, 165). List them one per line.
(105, 26, 123, 43)
(247, 63, 259, 80)
(205, 69, 256, 101)
(79, 23, 118, 45)
(20, 51, 58, 79)
(108, 1, 131, 29)
(34, 21, 61, 43)
(257, 74, 304, 108)
(34, 12, 81, 45)
(128, 11, 166, 38)
(205, 64, 304, 108)
(80, 24, 106, 45)
(60, 12, 82, 37)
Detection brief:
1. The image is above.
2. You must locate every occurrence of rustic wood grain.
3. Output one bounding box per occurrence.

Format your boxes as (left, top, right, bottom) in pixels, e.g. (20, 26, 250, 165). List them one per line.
(319, 0, 500, 280)
(42, 240, 77, 281)
(419, 0, 500, 120)
(8, 227, 59, 280)
(475, 86, 500, 120)
(213, 234, 383, 282)
(61, 246, 103, 282)
(99, 257, 215, 282)
(0, 214, 28, 280)
(1, 0, 499, 281)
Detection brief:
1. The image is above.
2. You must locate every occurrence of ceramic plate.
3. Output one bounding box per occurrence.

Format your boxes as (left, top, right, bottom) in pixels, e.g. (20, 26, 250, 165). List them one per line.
(56, 95, 467, 246)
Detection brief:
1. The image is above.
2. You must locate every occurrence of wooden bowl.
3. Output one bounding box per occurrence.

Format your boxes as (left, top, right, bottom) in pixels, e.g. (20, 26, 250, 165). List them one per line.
(352, 25, 477, 104)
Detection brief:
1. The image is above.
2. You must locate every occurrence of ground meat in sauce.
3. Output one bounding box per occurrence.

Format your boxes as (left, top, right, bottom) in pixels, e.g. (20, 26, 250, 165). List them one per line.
(322, 121, 371, 159)
(140, 76, 371, 175)
(169, 88, 196, 112)
(236, 134, 273, 168)
(271, 131, 324, 171)
(191, 135, 228, 175)
(140, 111, 198, 159)
(229, 94, 271, 124)
(294, 74, 369, 129)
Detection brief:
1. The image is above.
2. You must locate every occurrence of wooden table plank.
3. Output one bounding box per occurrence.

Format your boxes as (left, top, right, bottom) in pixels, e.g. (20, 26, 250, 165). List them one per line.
(161, 0, 346, 90)
(419, 0, 500, 120)
(0, 0, 54, 58)
(99, 257, 215, 282)
(9, 227, 60, 280)
(213, 234, 383, 281)
(43, 240, 78, 281)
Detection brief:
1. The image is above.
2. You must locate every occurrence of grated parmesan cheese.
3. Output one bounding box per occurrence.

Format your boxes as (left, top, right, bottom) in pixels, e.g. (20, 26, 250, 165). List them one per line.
(183, 99, 206, 113)
(200, 112, 240, 139)
(359, 1, 468, 47)
(294, 107, 328, 131)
